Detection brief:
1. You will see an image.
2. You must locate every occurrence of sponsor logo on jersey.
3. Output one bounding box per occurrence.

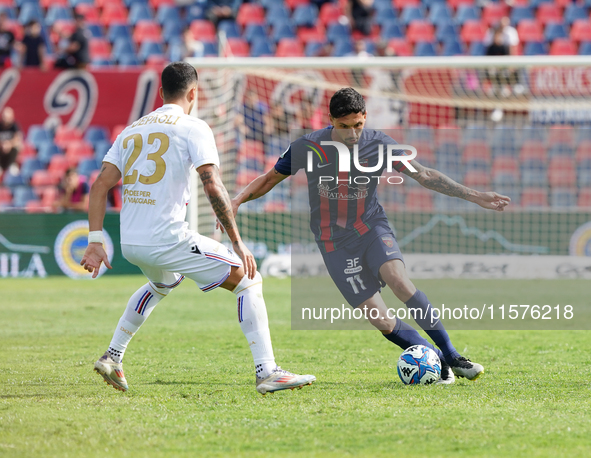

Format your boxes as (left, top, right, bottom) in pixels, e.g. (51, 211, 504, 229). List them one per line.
(382, 237, 394, 248)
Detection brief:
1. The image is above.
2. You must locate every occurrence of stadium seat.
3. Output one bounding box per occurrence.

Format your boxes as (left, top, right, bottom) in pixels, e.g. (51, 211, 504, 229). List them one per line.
(400, 6, 424, 26)
(387, 38, 412, 56)
(545, 23, 568, 43)
(577, 163, 591, 187)
(276, 38, 304, 57)
(77, 158, 100, 178)
(292, 4, 318, 28)
(243, 24, 266, 44)
(461, 20, 486, 44)
(470, 41, 485, 55)
(414, 41, 436, 56)
(550, 188, 577, 207)
(84, 126, 110, 146)
(517, 20, 544, 43)
(564, 5, 588, 26)
(162, 21, 183, 44)
(217, 20, 241, 39)
(442, 39, 464, 56)
(447, 0, 474, 8)
(319, 2, 342, 26)
(580, 41, 591, 55)
(405, 188, 433, 211)
(225, 38, 250, 57)
(510, 7, 534, 26)
(463, 140, 491, 167)
(26, 125, 52, 150)
(20, 158, 44, 184)
(284, 0, 310, 9)
(30, 170, 60, 188)
(523, 41, 548, 56)
(236, 3, 265, 27)
(578, 187, 591, 207)
(406, 20, 434, 44)
(65, 140, 94, 166)
(548, 125, 575, 147)
(521, 187, 548, 208)
(463, 170, 490, 188)
(576, 130, 591, 145)
(86, 22, 104, 39)
(17, 142, 37, 166)
(133, 21, 162, 44)
(374, 7, 398, 27)
(548, 158, 576, 187)
(138, 40, 164, 62)
(128, 3, 153, 26)
(326, 22, 350, 43)
(76, 4, 100, 23)
(190, 20, 215, 41)
(492, 156, 519, 177)
(236, 169, 261, 188)
(570, 20, 591, 43)
(436, 22, 460, 43)
(297, 23, 325, 44)
(89, 38, 111, 60)
(108, 24, 132, 43)
(537, 4, 562, 26)
(94, 140, 111, 163)
(250, 37, 274, 57)
(304, 40, 326, 57)
(45, 6, 72, 26)
(2, 170, 24, 188)
(548, 144, 574, 158)
(332, 39, 354, 56)
(455, 6, 480, 26)
(12, 185, 37, 208)
(482, 3, 509, 27)
(272, 21, 297, 42)
(54, 126, 82, 149)
(112, 37, 136, 61)
(0, 186, 12, 208)
(100, 4, 128, 26)
(156, 5, 180, 26)
(550, 38, 577, 55)
(520, 140, 547, 162)
(529, 0, 555, 8)
(394, 0, 421, 8)
(37, 143, 62, 167)
(381, 20, 404, 40)
(266, 4, 290, 25)
(428, 4, 453, 26)
(18, 3, 43, 24)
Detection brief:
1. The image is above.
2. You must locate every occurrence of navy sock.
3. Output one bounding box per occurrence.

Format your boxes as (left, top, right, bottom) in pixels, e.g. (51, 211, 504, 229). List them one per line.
(384, 318, 444, 362)
(405, 289, 460, 364)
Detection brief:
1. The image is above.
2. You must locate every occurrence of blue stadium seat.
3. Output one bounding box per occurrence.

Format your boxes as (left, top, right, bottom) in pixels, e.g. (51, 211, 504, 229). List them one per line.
(521, 162, 547, 186)
(469, 41, 485, 56)
(12, 186, 36, 208)
(244, 24, 267, 43)
(186, 2, 206, 22)
(491, 133, 518, 157)
(108, 24, 132, 43)
(78, 159, 100, 178)
(266, 5, 290, 25)
(545, 23, 568, 42)
(87, 23, 104, 39)
(162, 21, 183, 43)
(250, 38, 274, 57)
(548, 144, 574, 158)
(91, 58, 113, 67)
(293, 4, 318, 28)
(38, 143, 62, 166)
(429, 4, 453, 26)
(156, 5, 181, 26)
(201, 41, 218, 57)
(550, 188, 577, 207)
(118, 53, 140, 66)
(564, 5, 589, 26)
(374, 7, 397, 26)
(579, 42, 591, 55)
(400, 6, 425, 26)
(414, 41, 437, 57)
(16, 0, 40, 6)
(576, 128, 591, 143)
(129, 3, 154, 26)
(44, 6, 72, 26)
(436, 23, 460, 43)
(84, 126, 109, 146)
(463, 124, 489, 142)
(530, 0, 554, 8)
(510, 7, 534, 26)
(326, 22, 351, 43)
(3, 172, 25, 189)
(442, 39, 464, 56)
(423, 0, 447, 7)
(112, 38, 136, 62)
(70, 0, 94, 6)
(380, 20, 404, 40)
(272, 22, 297, 42)
(455, 6, 480, 25)
(125, 0, 149, 6)
(139, 41, 164, 62)
(20, 158, 44, 184)
(94, 141, 111, 162)
(374, 0, 393, 10)
(18, 3, 43, 24)
(305, 40, 326, 57)
(522, 128, 547, 143)
(333, 40, 354, 57)
(523, 41, 548, 56)
(578, 168, 591, 187)
(26, 125, 52, 150)
(218, 20, 241, 39)
(0, 6, 17, 20)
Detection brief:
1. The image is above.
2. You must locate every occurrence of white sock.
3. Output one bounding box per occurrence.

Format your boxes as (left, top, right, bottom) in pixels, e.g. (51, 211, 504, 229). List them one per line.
(108, 282, 168, 363)
(234, 272, 276, 378)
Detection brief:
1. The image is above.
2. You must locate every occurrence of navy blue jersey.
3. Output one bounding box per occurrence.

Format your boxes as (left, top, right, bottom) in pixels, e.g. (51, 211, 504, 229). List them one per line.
(275, 127, 406, 252)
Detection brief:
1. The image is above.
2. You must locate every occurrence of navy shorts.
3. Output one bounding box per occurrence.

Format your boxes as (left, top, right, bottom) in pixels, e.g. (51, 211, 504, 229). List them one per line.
(321, 227, 404, 308)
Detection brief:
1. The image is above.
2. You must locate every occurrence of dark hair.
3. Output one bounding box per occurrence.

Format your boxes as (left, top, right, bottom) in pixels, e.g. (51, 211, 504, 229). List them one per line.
(161, 62, 198, 101)
(329, 87, 366, 119)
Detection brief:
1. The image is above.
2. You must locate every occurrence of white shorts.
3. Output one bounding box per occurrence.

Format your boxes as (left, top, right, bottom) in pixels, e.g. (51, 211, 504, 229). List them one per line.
(121, 231, 242, 292)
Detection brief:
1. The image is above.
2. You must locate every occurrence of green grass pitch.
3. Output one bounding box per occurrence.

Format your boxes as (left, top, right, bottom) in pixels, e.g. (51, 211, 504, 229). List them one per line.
(1, 276, 591, 457)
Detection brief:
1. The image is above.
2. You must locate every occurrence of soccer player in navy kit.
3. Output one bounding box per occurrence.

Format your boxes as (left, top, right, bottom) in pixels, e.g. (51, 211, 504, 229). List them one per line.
(231, 88, 511, 383)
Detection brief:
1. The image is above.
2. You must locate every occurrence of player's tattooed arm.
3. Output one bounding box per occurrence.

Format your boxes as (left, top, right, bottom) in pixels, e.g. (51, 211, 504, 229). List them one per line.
(401, 160, 476, 200)
(234, 167, 289, 204)
(198, 166, 239, 238)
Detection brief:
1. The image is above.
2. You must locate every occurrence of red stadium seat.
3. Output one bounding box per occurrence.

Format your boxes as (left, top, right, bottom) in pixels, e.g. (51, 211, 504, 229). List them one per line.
(236, 169, 260, 187)
(101, 4, 128, 26)
(89, 38, 111, 60)
(190, 20, 216, 41)
(146, 55, 167, 67)
(521, 187, 548, 208)
(578, 187, 591, 208)
(576, 141, 591, 162)
(319, 3, 342, 26)
(225, 38, 250, 57)
(55, 126, 83, 149)
(65, 141, 94, 166)
(548, 125, 575, 147)
(436, 125, 460, 146)
(5, 20, 23, 41)
(236, 3, 265, 26)
(285, 0, 310, 8)
(570, 20, 591, 43)
(17, 142, 37, 165)
(96, 0, 124, 8)
(297, 24, 326, 44)
(352, 24, 380, 41)
(41, 0, 67, 7)
(447, 0, 474, 9)
(517, 20, 544, 43)
(25, 200, 45, 214)
(407, 21, 435, 44)
(394, 0, 420, 8)
(76, 5, 100, 23)
(492, 157, 519, 174)
(482, 3, 509, 27)
(406, 188, 433, 211)
(0, 186, 12, 206)
(536, 4, 562, 26)
(47, 155, 70, 175)
(520, 141, 547, 162)
(548, 157, 576, 187)
(149, 0, 174, 8)
(461, 20, 487, 43)
(0, 0, 16, 5)
(463, 170, 490, 188)
(387, 38, 412, 56)
(463, 140, 491, 163)
(413, 140, 435, 164)
(276, 38, 304, 57)
(133, 21, 162, 44)
(550, 38, 577, 55)
(263, 201, 288, 212)
(238, 140, 264, 163)
(40, 186, 59, 208)
(31, 170, 60, 188)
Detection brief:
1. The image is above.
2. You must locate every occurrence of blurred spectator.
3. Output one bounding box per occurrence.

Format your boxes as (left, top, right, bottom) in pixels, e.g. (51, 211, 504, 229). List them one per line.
(348, 40, 373, 58)
(237, 90, 268, 141)
(54, 14, 90, 69)
(264, 102, 293, 138)
(181, 27, 204, 58)
(54, 167, 89, 212)
(17, 20, 46, 68)
(294, 93, 323, 131)
(0, 107, 22, 174)
(0, 12, 15, 68)
(346, 0, 374, 37)
(206, 0, 243, 26)
(486, 26, 509, 56)
(484, 17, 519, 56)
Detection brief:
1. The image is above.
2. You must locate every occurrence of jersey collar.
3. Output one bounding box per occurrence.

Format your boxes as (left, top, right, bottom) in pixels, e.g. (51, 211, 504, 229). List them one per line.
(159, 104, 185, 115)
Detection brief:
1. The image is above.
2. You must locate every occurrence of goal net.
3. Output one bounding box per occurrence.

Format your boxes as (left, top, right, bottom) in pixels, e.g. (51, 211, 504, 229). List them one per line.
(186, 56, 591, 275)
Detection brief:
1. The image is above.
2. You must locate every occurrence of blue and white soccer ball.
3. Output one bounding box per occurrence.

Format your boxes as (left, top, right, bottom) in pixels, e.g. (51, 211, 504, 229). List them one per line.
(397, 345, 442, 385)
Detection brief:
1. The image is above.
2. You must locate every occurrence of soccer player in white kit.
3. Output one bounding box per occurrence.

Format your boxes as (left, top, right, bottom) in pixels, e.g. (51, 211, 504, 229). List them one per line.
(80, 62, 315, 395)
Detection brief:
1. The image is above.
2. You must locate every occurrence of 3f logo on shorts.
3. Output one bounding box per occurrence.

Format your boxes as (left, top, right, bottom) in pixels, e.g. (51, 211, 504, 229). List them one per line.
(344, 258, 362, 275)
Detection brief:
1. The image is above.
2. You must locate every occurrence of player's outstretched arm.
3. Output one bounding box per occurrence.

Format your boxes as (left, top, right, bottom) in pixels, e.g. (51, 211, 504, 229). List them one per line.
(80, 162, 120, 278)
(198, 163, 257, 279)
(402, 160, 511, 212)
(233, 167, 289, 208)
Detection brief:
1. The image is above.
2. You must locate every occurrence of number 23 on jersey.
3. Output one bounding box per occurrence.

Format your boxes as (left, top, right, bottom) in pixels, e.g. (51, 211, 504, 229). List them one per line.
(122, 132, 170, 185)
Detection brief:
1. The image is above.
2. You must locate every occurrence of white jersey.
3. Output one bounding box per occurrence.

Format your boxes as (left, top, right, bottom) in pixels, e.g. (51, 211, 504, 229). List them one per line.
(103, 104, 219, 246)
